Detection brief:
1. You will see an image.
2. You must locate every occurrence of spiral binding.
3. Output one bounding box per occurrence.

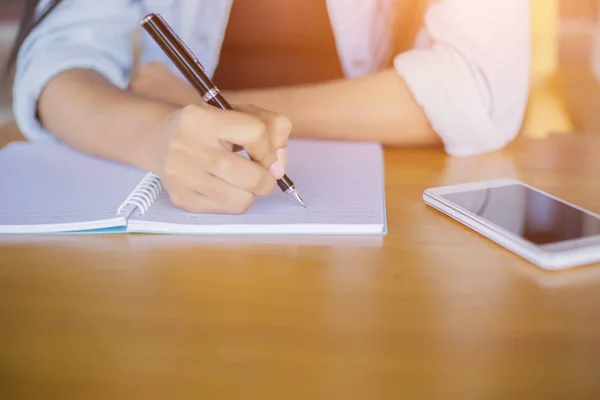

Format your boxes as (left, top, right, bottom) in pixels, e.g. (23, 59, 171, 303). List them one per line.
(117, 173, 163, 215)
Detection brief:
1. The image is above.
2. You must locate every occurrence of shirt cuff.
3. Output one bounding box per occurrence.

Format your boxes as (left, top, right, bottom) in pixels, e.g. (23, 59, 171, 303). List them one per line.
(13, 46, 130, 142)
(394, 46, 514, 157)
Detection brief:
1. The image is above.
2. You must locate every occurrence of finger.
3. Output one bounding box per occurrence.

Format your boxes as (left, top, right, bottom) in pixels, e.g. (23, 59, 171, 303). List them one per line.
(209, 108, 283, 177)
(234, 104, 293, 149)
(181, 105, 284, 179)
(235, 104, 291, 168)
(210, 150, 277, 196)
(170, 166, 257, 209)
(165, 180, 255, 215)
(166, 147, 276, 197)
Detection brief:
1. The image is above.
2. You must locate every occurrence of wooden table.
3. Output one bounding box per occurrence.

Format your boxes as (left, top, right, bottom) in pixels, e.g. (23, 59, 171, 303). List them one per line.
(1, 123, 600, 399)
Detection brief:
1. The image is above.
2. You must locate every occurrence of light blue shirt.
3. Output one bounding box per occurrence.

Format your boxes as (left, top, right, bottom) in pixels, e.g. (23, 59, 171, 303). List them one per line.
(13, 0, 530, 156)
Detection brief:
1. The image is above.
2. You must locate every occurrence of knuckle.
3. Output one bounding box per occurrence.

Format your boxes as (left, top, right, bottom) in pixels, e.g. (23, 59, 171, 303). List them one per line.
(215, 154, 233, 179)
(274, 115, 293, 135)
(247, 119, 268, 142)
(166, 185, 195, 212)
(230, 192, 255, 214)
(212, 184, 236, 206)
(252, 171, 276, 196)
(273, 117, 293, 146)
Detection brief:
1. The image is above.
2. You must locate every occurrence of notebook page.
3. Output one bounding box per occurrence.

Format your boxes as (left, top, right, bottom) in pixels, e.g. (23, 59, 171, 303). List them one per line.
(0, 142, 147, 233)
(128, 140, 385, 234)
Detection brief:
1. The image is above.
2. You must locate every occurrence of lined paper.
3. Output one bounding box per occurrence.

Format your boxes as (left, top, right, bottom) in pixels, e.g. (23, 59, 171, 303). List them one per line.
(128, 140, 385, 234)
(0, 143, 147, 233)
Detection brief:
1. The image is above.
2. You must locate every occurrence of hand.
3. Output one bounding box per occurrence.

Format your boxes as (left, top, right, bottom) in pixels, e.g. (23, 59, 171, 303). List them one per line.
(152, 103, 292, 214)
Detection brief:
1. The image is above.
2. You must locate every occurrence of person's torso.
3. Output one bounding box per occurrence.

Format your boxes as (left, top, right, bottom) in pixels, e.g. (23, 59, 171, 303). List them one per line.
(212, 0, 344, 89)
(139, 0, 427, 87)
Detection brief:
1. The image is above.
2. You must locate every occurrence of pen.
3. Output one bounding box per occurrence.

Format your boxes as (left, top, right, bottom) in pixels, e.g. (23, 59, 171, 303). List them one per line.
(140, 13, 305, 208)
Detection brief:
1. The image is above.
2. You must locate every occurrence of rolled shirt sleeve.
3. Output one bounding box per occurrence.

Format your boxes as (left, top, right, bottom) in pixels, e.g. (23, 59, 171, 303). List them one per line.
(394, 0, 531, 156)
(12, 0, 141, 141)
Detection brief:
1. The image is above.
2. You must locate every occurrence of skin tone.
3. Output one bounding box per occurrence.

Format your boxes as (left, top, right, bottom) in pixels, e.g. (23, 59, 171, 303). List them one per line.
(37, 60, 440, 213)
(38, 69, 292, 214)
(129, 63, 441, 147)
(36, 0, 442, 215)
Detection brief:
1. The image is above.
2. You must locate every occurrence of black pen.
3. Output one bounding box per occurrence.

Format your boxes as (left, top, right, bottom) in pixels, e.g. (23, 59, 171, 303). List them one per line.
(141, 13, 305, 208)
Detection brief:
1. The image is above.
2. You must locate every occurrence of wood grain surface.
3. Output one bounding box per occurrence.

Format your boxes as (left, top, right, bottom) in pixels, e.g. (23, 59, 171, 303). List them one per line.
(1, 122, 600, 399)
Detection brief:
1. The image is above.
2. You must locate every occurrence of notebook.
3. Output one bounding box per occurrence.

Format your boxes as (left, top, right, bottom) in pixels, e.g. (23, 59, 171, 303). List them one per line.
(0, 140, 387, 235)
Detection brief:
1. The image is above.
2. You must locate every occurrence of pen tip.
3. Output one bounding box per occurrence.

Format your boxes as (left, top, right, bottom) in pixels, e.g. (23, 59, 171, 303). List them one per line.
(289, 190, 306, 208)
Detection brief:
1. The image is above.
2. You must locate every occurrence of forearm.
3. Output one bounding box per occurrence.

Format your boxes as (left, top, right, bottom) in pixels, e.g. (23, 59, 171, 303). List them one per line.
(38, 69, 176, 172)
(227, 69, 441, 146)
(133, 65, 440, 146)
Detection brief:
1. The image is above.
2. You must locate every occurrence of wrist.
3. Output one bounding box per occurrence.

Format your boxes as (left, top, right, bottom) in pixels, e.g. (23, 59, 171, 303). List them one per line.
(129, 101, 180, 174)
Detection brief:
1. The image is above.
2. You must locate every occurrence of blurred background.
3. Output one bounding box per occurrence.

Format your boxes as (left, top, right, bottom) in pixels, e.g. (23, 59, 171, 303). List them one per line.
(2, 0, 600, 138)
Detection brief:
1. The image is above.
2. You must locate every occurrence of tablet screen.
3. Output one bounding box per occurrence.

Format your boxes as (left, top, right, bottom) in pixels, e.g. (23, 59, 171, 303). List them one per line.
(441, 184, 600, 245)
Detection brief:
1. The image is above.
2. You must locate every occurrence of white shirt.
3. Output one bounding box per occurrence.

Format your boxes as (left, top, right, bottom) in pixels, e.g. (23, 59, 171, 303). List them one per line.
(13, 0, 530, 156)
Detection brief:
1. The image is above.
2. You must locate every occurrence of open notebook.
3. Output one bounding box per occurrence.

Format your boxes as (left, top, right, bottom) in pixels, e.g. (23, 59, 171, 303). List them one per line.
(0, 140, 386, 235)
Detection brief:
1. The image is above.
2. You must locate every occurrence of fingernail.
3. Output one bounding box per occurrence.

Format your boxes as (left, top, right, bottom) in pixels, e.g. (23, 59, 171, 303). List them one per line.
(270, 160, 285, 179)
(276, 148, 287, 167)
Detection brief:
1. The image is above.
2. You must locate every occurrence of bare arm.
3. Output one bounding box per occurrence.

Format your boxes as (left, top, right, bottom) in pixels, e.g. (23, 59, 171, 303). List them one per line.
(129, 0, 530, 156)
(11, 0, 292, 214)
(38, 69, 175, 173)
(130, 64, 439, 146)
(226, 69, 440, 146)
(36, 68, 292, 214)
